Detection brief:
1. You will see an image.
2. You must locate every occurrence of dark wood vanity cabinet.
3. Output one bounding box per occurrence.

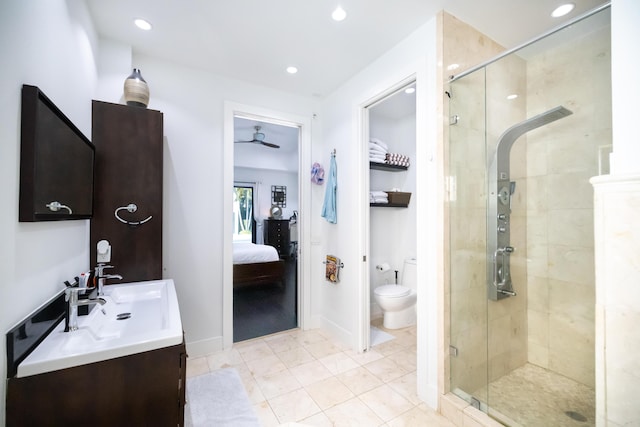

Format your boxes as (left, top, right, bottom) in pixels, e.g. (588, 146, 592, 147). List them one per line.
(264, 219, 290, 257)
(6, 342, 187, 427)
(90, 101, 163, 282)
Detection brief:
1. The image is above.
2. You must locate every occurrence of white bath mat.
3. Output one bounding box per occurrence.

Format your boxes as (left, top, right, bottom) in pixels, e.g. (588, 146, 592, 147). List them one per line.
(370, 326, 395, 347)
(185, 368, 261, 427)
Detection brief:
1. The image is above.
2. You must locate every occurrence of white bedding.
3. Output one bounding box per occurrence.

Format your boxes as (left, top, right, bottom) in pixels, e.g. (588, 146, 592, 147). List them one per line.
(233, 242, 280, 264)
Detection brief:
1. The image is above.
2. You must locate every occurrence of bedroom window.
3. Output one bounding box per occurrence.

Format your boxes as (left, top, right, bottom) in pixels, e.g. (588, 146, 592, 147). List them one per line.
(233, 186, 254, 242)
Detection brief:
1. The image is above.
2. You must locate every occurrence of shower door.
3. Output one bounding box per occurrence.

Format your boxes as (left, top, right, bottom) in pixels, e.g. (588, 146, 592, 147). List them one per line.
(448, 6, 609, 426)
(447, 67, 490, 408)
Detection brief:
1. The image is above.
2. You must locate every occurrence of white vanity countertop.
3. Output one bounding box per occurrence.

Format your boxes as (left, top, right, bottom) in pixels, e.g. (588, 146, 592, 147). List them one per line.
(17, 279, 183, 378)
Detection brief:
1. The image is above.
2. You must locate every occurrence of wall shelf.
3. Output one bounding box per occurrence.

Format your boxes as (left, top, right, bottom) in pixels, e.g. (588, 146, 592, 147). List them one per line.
(370, 203, 409, 208)
(369, 162, 408, 172)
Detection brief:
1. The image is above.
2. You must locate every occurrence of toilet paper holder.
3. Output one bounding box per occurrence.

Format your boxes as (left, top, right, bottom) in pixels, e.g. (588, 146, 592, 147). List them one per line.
(376, 263, 391, 272)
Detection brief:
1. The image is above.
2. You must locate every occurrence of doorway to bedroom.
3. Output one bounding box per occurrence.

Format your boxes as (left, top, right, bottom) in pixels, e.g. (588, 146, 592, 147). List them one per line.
(232, 116, 300, 342)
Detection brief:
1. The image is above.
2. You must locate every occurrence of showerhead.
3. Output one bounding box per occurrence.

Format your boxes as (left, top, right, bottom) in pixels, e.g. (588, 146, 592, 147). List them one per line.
(497, 106, 573, 153)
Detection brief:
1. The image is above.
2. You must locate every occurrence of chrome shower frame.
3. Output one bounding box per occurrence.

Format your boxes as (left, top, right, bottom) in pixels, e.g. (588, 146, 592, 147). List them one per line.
(487, 106, 573, 300)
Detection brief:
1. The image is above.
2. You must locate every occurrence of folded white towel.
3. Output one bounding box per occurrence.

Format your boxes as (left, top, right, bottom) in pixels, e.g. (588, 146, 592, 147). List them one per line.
(370, 195, 388, 203)
(369, 155, 386, 162)
(370, 138, 388, 151)
(369, 143, 387, 154)
(370, 191, 388, 198)
(370, 158, 385, 164)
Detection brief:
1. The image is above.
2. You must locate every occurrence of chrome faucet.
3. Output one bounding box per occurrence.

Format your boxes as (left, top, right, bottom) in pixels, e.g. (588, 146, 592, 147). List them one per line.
(65, 287, 106, 332)
(94, 264, 123, 296)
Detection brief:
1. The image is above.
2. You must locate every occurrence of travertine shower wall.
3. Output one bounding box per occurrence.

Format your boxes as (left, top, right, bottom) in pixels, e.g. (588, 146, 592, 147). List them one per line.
(445, 12, 528, 397)
(524, 26, 611, 388)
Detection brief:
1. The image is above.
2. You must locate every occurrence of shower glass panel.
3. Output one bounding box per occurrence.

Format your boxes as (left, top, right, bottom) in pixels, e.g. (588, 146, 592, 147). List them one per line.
(448, 6, 610, 426)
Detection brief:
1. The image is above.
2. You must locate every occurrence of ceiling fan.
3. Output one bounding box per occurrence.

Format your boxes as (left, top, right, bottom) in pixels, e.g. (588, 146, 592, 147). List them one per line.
(234, 125, 280, 149)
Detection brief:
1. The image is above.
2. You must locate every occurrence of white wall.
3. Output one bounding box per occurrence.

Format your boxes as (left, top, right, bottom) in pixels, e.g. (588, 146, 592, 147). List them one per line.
(611, 0, 640, 175)
(314, 18, 439, 406)
(93, 51, 317, 355)
(0, 0, 99, 423)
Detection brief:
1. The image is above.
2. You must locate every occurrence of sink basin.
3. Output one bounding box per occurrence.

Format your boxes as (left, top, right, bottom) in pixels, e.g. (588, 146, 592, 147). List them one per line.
(17, 279, 183, 378)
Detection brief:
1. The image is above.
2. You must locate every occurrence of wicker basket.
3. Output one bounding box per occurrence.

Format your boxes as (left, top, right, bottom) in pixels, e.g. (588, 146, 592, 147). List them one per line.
(386, 191, 411, 205)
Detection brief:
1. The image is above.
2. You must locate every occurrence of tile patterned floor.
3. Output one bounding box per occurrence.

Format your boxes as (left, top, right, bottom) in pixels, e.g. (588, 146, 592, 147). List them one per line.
(478, 363, 595, 427)
(186, 323, 455, 426)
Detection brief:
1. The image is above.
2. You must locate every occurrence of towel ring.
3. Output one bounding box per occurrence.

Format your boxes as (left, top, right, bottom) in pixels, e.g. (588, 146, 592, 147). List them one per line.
(114, 203, 152, 226)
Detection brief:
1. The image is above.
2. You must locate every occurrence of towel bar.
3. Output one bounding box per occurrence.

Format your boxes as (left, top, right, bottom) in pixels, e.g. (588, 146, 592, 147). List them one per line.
(322, 260, 344, 269)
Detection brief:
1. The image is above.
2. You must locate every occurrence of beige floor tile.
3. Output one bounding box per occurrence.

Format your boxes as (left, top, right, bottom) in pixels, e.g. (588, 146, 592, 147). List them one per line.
(298, 411, 334, 426)
(324, 397, 385, 427)
(241, 375, 267, 404)
(205, 347, 244, 370)
(186, 356, 209, 378)
(388, 405, 457, 427)
(305, 340, 343, 359)
(337, 366, 385, 395)
(277, 346, 316, 368)
(386, 348, 417, 371)
(387, 372, 421, 405)
(237, 339, 276, 362)
(293, 329, 328, 346)
(269, 388, 322, 423)
(246, 354, 288, 377)
(318, 351, 360, 375)
(254, 400, 281, 427)
(255, 369, 303, 399)
(187, 327, 458, 427)
(364, 356, 411, 383)
(360, 384, 414, 422)
(290, 360, 334, 386)
(374, 338, 408, 357)
(345, 347, 385, 365)
(305, 376, 355, 410)
(265, 333, 302, 353)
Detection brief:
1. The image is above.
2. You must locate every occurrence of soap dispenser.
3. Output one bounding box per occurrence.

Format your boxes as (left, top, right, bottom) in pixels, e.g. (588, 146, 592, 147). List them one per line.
(97, 239, 111, 263)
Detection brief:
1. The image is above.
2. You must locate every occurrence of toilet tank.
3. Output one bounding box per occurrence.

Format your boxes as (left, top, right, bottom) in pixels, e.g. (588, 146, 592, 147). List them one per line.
(402, 258, 417, 289)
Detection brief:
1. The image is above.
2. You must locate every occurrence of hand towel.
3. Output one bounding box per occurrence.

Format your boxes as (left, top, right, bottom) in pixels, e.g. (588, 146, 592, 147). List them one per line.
(321, 155, 337, 223)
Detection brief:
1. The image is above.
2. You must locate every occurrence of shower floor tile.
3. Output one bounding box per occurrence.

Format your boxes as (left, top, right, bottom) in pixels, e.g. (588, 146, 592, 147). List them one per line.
(475, 363, 595, 427)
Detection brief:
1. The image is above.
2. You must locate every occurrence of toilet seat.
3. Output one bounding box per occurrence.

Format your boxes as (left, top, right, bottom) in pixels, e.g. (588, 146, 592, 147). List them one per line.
(374, 284, 411, 298)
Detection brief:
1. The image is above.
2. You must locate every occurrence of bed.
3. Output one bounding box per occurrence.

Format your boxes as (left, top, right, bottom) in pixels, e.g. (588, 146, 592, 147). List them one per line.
(233, 241, 285, 289)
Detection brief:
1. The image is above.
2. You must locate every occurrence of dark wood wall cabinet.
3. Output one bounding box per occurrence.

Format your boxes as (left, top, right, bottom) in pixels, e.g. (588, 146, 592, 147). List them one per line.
(90, 101, 163, 282)
(264, 219, 291, 258)
(6, 342, 186, 427)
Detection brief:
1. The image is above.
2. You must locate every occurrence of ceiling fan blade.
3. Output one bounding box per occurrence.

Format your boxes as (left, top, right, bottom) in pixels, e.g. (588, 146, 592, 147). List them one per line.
(234, 139, 256, 143)
(261, 141, 280, 149)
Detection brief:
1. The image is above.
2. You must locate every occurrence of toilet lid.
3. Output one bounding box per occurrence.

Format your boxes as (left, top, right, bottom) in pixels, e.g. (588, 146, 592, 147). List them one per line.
(374, 284, 411, 298)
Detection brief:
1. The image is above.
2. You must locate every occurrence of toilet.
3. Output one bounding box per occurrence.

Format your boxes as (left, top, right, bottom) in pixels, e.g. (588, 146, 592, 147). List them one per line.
(374, 258, 417, 329)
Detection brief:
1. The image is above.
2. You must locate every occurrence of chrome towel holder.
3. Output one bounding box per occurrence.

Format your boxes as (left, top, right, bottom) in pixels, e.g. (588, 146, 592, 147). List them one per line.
(114, 203, 152, 226)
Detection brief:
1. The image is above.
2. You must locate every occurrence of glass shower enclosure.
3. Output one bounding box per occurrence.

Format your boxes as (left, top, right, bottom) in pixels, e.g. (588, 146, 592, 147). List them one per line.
(448, 5, 610, 426)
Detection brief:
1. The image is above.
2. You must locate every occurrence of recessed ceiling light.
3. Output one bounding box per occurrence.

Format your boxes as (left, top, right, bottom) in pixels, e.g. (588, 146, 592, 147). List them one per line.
(405, 87, 416, 94)
(332, 6, 347, 21)
(134, 18, 152, 30)
(447, 63, 460, 71)
(286, 66, 298, 74)
(551, 3, 575, 18)
(507, 94, 518, 100)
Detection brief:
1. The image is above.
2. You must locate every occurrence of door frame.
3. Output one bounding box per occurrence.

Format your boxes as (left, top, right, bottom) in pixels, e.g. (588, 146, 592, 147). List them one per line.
(358, 76, 418, 353)
(223, 101, 311, 348)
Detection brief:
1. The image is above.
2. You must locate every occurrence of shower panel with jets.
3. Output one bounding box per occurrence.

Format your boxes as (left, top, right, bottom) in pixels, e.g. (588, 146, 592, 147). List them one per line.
(487, 106, 572, 300)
